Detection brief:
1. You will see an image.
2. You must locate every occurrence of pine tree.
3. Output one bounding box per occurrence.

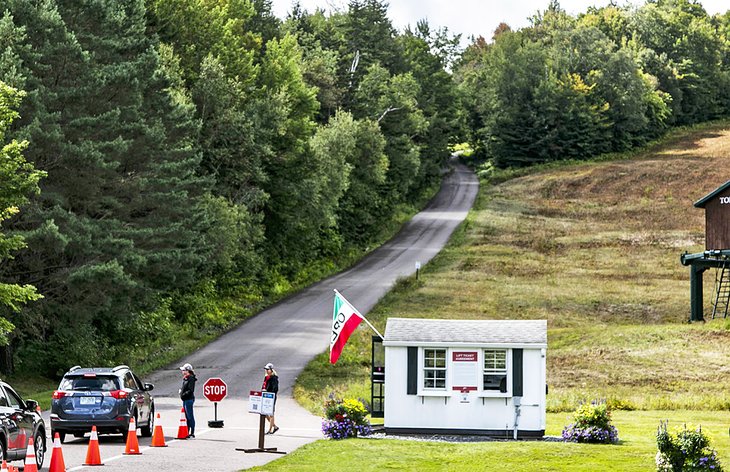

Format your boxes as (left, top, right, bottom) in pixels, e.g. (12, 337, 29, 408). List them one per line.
(1, 0, 213, 373)
(0, 81, 44, 350)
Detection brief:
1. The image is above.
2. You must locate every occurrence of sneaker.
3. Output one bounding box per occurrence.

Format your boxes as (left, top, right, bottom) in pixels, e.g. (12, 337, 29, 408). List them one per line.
(187, 434, 195, 439)
(271, 426, 279, 435)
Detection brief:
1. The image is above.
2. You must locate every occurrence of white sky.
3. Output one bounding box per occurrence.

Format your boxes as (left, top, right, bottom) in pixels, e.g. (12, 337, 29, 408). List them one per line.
(271, 0, 729, 47)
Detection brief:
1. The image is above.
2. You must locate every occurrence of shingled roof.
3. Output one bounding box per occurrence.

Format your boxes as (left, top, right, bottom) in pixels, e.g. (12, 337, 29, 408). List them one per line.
(695, 180, 730, 208)
(383, 318, 547, 346)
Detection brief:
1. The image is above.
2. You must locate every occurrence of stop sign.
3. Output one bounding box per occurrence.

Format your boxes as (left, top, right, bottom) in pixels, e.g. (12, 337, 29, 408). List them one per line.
(203, 377, 227, 402)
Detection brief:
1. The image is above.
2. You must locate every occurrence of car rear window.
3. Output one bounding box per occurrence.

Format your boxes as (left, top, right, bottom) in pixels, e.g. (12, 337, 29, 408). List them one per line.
(59, 375, 120, 391)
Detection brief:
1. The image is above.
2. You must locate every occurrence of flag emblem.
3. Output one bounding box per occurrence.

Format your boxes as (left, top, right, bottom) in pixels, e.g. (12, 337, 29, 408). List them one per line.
(330, 291, 364, 364)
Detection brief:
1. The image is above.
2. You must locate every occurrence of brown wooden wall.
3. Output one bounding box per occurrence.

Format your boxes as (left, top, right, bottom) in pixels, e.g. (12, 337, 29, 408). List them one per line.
(705, 188, 730, 250)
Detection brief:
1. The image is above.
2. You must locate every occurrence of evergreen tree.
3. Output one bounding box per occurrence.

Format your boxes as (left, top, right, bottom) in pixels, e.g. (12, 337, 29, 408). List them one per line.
(1, 0, 214, 373)
(257, 34, 324, 269)
(344, 0, 404, 112)
(0, 82, 44, 348)
(284, 7, 346, 122)
(400, 21, 462, 194)
(146, 0, 259, 85)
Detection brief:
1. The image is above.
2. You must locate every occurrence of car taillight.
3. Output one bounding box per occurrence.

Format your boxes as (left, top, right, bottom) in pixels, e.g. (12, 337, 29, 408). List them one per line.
(110, 390, 128, 399)
(52, 391, 66, 399)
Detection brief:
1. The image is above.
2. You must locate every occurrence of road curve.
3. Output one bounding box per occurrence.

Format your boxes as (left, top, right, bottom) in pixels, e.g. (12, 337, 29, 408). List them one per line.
(147, 161, 479, 398)
(49, 161, 478, 472)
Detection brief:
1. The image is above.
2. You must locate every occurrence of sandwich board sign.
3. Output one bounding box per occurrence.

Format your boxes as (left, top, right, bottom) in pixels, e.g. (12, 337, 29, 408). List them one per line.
(249, 390, 275, 416)
(249, 390, 263, 413)
(261, 392, 275, 416)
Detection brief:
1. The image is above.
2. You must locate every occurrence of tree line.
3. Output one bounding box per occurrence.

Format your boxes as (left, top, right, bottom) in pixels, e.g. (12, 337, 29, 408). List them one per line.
(1, 0, 729, 377)
(0, 0, 461, 376)
(456, 0, 730, 167)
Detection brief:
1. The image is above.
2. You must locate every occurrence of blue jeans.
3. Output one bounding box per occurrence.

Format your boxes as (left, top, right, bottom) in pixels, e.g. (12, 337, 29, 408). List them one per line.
(183, 398, 195, 435)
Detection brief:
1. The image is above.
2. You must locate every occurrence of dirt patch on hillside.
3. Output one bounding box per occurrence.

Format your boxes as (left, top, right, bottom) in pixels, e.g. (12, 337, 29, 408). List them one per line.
(503, 125, 730, 232)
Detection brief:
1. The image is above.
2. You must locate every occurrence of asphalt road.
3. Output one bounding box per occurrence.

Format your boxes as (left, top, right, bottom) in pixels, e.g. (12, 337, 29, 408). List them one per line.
(42, 160, 478, 471)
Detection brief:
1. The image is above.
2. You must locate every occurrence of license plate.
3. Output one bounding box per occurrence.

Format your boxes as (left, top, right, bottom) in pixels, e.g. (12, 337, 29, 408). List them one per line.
(79, 397, 98, 405)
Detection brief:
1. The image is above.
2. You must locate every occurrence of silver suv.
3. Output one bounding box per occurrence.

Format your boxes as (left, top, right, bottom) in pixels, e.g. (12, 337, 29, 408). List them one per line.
(50, 365, 154, 442)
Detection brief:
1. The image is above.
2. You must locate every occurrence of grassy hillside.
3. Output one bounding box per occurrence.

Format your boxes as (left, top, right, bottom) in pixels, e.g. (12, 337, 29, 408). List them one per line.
(294, 120, 730, 414)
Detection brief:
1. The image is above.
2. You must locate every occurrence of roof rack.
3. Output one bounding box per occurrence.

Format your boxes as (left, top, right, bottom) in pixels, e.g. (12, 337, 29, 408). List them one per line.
(112, 365, 129, 372)
(68, 365, 81, 372)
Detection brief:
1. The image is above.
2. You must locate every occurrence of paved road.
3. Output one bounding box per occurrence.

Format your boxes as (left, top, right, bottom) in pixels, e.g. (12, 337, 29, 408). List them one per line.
(43, 161, 478, 471)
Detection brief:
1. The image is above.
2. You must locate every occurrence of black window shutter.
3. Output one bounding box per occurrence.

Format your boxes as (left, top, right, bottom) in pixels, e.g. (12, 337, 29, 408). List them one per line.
(407, 347, 418, 395)
(512, 348, 523, 396)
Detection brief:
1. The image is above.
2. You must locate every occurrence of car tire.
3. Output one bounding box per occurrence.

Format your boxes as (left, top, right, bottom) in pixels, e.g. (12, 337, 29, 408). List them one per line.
(140, 407, 154, 437)
(0, 436, 6, 463)
(52, 430, 66, 444)
(34, 429, 45, 469)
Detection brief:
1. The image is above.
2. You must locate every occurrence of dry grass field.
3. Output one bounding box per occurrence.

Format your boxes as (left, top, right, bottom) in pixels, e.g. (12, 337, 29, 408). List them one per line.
(295, 121, 730, 413)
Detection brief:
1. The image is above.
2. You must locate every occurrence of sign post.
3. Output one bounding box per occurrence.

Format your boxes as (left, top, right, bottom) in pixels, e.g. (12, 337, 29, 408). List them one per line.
(203, 378, 227, 428)
(237, 390, 285, 455)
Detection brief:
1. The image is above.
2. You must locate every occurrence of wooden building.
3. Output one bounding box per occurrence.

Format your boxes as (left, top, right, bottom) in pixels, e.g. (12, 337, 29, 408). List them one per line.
(681, 180, 730, 321)
(695, 180, 730, 250)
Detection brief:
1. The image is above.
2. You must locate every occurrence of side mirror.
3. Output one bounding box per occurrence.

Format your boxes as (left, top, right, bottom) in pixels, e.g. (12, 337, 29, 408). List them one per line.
(144, 383, 154, 392)
(25, 399, 39, 412)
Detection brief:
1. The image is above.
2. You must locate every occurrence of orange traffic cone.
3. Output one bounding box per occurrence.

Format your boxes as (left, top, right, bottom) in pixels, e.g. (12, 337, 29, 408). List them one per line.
(23, 436, 39, 472)
(123, 417, 141, 455)
(1, 459, 9, 472)
(150, 413, 167, 447)
(48, 432, 66, 472)
(83, 425, 104, 465)
(176, 407, 188, 439)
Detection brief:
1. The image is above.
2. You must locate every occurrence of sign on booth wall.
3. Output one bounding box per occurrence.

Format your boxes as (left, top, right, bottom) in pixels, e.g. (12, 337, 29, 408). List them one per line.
(452, 351, 478, 392)
(249, 390, 276, 416)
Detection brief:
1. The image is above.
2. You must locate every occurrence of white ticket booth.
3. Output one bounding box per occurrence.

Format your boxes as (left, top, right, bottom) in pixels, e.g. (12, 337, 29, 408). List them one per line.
(383, 318, 547, 438)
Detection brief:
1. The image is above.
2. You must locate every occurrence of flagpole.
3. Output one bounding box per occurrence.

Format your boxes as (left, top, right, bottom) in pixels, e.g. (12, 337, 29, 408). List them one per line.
(334, 289, 384, 339)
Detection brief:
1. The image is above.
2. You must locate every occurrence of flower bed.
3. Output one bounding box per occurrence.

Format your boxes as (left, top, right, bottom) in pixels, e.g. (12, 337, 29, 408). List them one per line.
(562, 402, 619, 444)
(656, 421, 723, 471)
(321, 397, 372, 440)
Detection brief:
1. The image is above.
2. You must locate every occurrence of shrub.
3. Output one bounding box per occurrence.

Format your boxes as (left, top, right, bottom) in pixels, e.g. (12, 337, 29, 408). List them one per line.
(656, 421, 723, 471)
(321, 397, 372, 440)
(562, 402, 619, 444)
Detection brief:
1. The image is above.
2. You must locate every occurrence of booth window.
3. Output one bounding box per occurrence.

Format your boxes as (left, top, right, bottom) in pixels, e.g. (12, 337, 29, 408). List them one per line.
(423, 349, 446, 389)
(483, 349, 508, 392)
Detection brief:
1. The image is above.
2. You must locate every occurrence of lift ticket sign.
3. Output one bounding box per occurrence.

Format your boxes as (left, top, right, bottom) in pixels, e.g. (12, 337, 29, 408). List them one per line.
(249, 390, 276, 416)
(452, 351, 478, 392)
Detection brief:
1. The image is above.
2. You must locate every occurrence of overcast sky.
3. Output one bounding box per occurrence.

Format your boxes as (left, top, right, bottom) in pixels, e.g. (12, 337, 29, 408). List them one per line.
(270, 0, 729, 47)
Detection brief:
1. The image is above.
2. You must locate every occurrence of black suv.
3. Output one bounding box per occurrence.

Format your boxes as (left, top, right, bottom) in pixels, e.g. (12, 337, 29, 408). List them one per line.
(0, 379, 46, 467)
(51, 365, 154, 442)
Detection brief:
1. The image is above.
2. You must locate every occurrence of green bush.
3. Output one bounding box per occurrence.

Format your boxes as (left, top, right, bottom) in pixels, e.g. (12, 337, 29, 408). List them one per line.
(562, 402, 619, 443)
(321, 397, 372, 439)
(656, 421, 723, 471)
(324, 397, 369, 424)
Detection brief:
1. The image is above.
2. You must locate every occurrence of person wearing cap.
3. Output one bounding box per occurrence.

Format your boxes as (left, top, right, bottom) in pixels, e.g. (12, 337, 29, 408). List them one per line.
(262, 363, 279, 434)
(179, 363, 197, 438)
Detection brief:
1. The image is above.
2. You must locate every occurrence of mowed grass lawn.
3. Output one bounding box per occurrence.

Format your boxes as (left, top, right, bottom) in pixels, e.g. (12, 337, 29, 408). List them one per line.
(250, 411, 730, 471)
(260, 121, 730, 470)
